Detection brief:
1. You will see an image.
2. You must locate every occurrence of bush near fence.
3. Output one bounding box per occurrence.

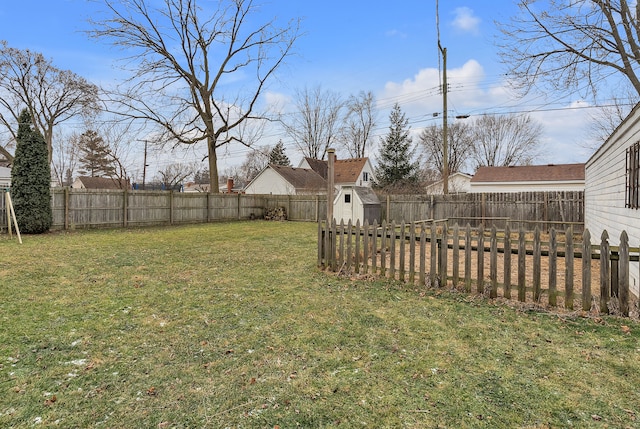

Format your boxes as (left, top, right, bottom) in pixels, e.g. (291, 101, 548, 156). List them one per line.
(318, 219, 640, 319)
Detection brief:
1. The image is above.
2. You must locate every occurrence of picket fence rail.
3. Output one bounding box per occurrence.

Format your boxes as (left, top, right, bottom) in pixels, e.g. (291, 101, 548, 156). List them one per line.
(318, 219, 640, 317)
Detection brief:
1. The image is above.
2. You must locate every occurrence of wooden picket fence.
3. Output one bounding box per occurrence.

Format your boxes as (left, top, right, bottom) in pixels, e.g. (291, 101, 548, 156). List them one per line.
(318, 219, 640, 317)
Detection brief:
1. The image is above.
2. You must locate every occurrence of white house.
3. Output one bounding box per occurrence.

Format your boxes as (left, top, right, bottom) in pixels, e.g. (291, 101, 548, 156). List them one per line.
(469, 164, 585, 193)
(244, 164, 327, 195)
(585, 103, 640, 297)
(333, 186, 381, 225)
(425, 172, 472, 195)
(299, 157, 375, 188)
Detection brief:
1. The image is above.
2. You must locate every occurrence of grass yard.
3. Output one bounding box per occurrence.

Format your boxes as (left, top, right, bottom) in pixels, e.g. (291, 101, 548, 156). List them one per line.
(1, 221, 639, 428)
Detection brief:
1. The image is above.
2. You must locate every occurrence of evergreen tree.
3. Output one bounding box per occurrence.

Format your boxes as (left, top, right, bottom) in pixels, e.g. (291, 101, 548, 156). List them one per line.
(375, 103, 419, 188)
(77, 129, 116, 177)
(269, 140, 291, 166)
(10, 109, 52, 234)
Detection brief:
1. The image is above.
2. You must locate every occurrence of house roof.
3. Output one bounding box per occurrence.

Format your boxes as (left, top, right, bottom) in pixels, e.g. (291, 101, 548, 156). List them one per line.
(303, 157, 328, 179)
(471, 164, 585, 183)
(75, 176, 130, 189)
(271, 164, 327, 191)
(304, 157, 369, 183)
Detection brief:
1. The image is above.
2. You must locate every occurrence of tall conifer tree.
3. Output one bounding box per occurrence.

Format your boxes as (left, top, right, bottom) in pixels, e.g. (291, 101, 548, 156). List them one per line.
(10, 109, 52, 234)
(375, 103, 419, 188)
(269, 140, 291, 166)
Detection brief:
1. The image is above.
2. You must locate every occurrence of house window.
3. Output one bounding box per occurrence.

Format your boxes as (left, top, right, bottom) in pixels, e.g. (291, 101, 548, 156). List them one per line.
(362, 172, 370, 182)
(344, 193, 351, 203)
(627, 141, 640, 209)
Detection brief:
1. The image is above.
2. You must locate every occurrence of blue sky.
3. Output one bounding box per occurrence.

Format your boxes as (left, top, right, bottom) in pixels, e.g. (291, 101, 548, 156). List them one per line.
(1, 0, 600, 178)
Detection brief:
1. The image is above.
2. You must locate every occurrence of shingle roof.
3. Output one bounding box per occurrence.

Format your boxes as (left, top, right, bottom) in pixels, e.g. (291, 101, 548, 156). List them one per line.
(76, 176, 130, 189)
(271, 165, 327, 191)
(471, 164, 585, 183)
(305, 157, 368, 183)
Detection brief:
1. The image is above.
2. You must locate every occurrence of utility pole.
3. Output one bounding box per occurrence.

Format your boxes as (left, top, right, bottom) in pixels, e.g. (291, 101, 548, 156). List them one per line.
(440, 43, 448, 195)
(436, 0, 448, 195)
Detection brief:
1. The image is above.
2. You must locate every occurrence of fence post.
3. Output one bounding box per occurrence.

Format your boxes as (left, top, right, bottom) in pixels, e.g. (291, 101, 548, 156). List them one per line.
(549, 228, 557, 306)
(452, 223, 460, 287)
(430, 223, 437, 287)
(464, 224, 472, 293)
(565, 226, 574, 310)
(389, 221, 396, 280)
(338, 219, 345, 269)
(317, 221, 323, 267)
(354, 220, 361, 274)
(409, 222, 416, 284)
(477, 224, 485, 293)
(169, 190, 174, 225)
(419, 226, 426, 286)
(518, 228, 526, 302)
(490, 225, 498, 298)
(504, 224, 512, 299)
(399, 222, 406, 282)
(64, 187, 70, 230)
(123, 188, 128, 228)
(380, 220, 387, 277)
(363, 220, 370, 274)
(533, 226, 541, 302)
(600, 230, 610, 314)
(371, 220, 378, 274)
(619, 231, 630, 317)
(331, 219, 337, 272)
(440, 222, 448, 287)
(581, 229, 592, 311)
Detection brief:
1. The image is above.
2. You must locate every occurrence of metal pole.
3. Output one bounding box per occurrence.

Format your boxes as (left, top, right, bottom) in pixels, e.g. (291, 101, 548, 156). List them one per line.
(441, 45, 449, 195)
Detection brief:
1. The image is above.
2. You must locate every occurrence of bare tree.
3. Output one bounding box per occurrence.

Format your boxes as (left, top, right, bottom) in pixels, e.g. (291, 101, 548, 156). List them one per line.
(239, 145, 270, 184)
(282, 85, 344, 160)
(0, 41, 99, 163)
(89, 0, 300, 193)
(156, 162, 196, 189)
(419, 122, 474, 177)
(52, 131, 81, 187)
(497, 1, 640, 99)
(471, 114, 543, 168)
(340, 91, 377, 158)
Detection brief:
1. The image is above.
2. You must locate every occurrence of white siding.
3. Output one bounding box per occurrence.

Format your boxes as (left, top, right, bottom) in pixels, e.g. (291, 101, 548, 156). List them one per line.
(585, 105, 640, 296)
(469, 181, 584, 193)
(244, 168, 296, 195)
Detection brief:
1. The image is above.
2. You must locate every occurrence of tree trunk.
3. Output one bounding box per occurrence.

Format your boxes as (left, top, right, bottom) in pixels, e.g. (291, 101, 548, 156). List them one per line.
(208, 137, 219, 193)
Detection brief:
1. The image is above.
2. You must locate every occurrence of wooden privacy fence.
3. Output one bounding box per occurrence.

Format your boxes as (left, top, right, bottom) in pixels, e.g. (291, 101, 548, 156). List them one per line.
(383, 191, 584, 232)
(0, 189, 327, 230)
(318, 219, 640, 317)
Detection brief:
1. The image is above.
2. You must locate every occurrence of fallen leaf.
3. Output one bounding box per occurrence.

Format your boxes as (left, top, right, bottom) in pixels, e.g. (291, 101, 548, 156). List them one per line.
(591, 414, 602, 421)
(44, 395, 57, 406)
(147, 386, 157, 396)
(621, 325, 631, 334)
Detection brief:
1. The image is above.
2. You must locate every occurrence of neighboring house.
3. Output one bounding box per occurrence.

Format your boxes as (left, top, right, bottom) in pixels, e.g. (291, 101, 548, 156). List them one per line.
(425, 172, 472, 195)
(244, 164, 327, 195)
(71, 176, 130, 190)
(469, 164, 585, 193)
(585, 103, 640, 297)
(299, 156, 375, 188)
(334, 186, 381, 225)
(0, 166, 11, 188)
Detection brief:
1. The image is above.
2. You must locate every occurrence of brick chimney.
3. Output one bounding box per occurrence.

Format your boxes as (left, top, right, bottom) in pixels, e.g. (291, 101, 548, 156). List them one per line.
(227, 177, 234, 193)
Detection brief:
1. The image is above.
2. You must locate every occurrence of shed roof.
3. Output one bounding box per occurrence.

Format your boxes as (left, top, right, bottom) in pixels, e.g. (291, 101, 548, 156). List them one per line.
(352, 186, 380, 205)
(471, 164, 585, 183)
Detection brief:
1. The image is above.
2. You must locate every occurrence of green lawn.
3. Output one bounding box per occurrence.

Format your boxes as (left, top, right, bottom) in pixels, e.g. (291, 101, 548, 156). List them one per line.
(0, 221, 639, 428)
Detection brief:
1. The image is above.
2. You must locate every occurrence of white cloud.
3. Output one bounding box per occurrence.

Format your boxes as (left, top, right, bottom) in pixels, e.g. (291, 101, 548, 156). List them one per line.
(451, 7, 481, 35)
